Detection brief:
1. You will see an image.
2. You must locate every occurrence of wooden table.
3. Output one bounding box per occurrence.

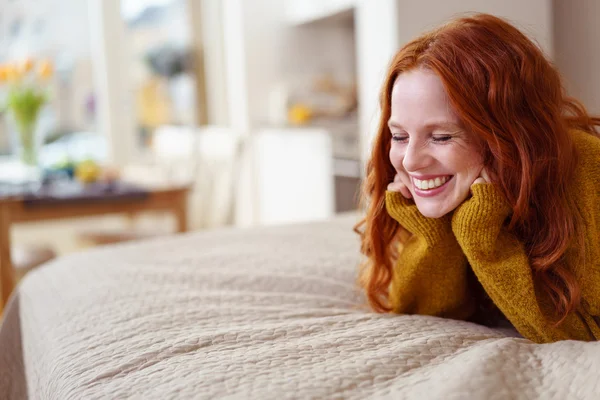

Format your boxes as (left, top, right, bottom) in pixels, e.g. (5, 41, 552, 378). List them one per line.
(0, 183, 190, 314)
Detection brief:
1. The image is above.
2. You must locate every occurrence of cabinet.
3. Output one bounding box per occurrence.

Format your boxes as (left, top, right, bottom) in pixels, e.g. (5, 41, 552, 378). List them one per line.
(249, 128, 335, 225)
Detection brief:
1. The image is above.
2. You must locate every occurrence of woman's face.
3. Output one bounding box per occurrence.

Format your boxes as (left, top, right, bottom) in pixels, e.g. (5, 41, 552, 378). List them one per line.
(388, 68, 484, 218)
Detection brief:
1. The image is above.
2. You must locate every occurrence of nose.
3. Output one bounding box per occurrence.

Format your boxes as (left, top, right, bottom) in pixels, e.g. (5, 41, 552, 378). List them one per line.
(402, 140, 429, 172)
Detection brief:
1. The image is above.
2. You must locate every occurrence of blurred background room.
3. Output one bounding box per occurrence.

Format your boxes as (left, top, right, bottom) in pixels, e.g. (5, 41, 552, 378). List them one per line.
(0, 0, 599, 279)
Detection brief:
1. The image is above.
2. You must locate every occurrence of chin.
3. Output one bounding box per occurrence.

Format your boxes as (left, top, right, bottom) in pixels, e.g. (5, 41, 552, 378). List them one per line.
(412, 189, 471, 218)
(417, 207, 450, 219)
(414, 199, 457, 218)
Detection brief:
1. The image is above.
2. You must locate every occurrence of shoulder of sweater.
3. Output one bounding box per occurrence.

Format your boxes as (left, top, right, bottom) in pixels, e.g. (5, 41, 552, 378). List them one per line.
(571, 129, 600, 177)
(572, 129, 600, 159)
(569, 130, 600, 227)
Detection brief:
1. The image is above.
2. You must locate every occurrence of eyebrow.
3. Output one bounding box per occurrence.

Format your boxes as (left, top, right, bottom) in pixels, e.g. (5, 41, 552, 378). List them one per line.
(387, 120, 462, 132)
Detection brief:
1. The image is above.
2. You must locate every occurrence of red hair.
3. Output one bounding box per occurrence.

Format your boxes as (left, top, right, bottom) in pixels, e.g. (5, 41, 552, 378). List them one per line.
(356, 13, 600, 324)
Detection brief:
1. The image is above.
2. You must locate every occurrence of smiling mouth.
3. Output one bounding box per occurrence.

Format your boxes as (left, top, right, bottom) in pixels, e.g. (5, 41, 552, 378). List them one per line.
(412, 176, 453, 191)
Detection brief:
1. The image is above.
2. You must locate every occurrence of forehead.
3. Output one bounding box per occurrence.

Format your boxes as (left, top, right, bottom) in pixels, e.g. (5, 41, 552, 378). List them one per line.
(390, 68, 457, 125)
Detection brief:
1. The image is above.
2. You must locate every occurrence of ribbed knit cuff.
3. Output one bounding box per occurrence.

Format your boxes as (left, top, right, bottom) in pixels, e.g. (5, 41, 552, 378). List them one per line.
(385, 190, 452, 244)
(470, 183, 512, 221)
(452, 183, 512, 246)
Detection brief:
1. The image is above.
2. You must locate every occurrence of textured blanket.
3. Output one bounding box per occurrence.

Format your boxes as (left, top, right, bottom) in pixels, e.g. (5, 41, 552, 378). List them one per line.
(1, 213, 600, 399)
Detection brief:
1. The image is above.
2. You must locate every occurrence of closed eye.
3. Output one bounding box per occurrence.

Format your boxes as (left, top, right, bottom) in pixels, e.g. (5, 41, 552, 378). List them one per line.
(433, 135, 453, 143)
(391, 134, 408, 143)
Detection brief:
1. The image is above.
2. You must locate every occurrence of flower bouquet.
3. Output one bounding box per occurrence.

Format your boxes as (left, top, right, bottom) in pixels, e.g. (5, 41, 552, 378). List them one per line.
(0, 58, 53, 167)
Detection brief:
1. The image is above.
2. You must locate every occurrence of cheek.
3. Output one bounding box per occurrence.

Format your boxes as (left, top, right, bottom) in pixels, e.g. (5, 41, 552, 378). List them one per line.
(464, 153, 484, 176)
(453, 154, 484, 192)
(448, 145, 484, 174)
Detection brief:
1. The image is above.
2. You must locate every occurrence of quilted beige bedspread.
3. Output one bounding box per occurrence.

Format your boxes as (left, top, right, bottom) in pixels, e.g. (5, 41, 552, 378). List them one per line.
(1, 213, 600, 399)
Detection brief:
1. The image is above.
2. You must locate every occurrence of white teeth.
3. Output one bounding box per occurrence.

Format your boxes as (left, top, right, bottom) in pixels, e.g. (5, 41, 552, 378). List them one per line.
(413, 176, 449, 190)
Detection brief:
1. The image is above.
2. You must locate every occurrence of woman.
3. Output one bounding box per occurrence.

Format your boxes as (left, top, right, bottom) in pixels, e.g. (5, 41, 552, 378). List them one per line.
(357, 13, 600, 343)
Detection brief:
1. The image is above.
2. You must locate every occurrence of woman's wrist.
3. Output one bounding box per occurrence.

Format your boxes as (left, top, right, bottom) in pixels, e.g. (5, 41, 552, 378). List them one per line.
(385, 190, 453, 244)
(451, 183, 513, 245)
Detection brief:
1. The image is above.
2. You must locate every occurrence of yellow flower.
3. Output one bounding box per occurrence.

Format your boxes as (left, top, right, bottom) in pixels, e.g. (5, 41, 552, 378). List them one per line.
(38, 60, 53, 80)
(5, 64, 21, 82)
(20, 58, 34, 75)
(0, 66, 7, 83)
(288, 104, 313, 126)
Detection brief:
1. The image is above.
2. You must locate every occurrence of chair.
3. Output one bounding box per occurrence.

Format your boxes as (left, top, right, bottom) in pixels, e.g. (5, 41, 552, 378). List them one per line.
(79, 125, 244, 246)
(148, 124, 244, 229)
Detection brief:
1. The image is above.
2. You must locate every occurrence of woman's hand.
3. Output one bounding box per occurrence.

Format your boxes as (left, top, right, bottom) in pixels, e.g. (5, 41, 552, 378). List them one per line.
(472, 167, 491, 186)
(454, 166, 512, 242)
(387, 173, 412, 199)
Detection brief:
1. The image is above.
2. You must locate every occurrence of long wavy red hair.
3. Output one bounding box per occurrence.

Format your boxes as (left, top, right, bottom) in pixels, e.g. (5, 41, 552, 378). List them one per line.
(356, 13, 600, 324)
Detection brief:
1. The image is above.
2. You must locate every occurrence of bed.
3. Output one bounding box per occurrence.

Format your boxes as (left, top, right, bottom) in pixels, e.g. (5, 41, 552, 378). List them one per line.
(1, 213, 600, 399)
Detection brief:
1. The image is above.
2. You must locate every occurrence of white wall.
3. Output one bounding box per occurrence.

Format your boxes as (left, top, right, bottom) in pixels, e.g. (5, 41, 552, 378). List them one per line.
(221, 0, 288, 130)
(395, 0, 553, 58)
(222, 0, 251, 131)
(355, 0, 400, 167)
(285, 0, 355, 25)
(199, 0, 229, 125)
(553, 0, 600, 114)
(282, 22, 357, 100)
(242, 0, 288, 128)
(88, 0, 136, 166)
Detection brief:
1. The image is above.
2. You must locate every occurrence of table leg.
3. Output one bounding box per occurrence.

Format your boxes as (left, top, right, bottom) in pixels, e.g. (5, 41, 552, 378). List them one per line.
(126, 211, 137, 229)
(174, 192, 188, 233)
(0, 203, 15, 314)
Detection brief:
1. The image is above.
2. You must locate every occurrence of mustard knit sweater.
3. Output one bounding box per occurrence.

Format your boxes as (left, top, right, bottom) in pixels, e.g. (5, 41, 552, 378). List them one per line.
(385, 129, 600, 343)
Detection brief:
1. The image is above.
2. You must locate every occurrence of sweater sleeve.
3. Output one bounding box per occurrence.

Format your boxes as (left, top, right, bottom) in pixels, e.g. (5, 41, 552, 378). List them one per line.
(385, 191, 475, 320)
(451, 184, 596, 343)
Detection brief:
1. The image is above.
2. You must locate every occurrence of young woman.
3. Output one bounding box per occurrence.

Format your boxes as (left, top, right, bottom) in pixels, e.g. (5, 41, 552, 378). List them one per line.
(357, 13, 600, 343)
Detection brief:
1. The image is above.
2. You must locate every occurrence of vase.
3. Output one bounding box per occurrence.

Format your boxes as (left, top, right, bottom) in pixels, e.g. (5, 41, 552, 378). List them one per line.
(7, 106, 47, 186)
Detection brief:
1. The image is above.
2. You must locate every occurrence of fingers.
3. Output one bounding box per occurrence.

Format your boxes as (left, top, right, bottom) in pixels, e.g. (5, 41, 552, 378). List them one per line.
(471, 167, 490, 188)
(387, 174, 412, 199)
(400, 183, 412, 199)
(480, 168, 491, 183)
